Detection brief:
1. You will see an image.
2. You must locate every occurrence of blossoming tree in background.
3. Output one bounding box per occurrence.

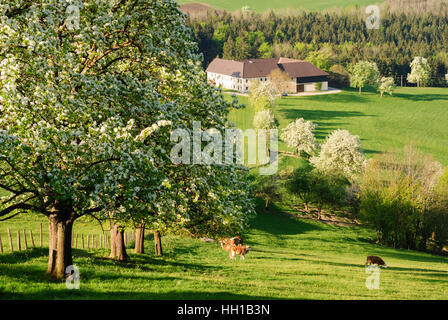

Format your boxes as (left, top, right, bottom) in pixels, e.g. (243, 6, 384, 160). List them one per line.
(310, 130, 366, 181)
(407, 57, 431, 87)
(280, 118, 317, 157)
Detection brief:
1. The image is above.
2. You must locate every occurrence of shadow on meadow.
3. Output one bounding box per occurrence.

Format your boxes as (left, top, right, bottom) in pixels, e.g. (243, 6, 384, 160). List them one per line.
(249, 203, 324, 238)
(393, 92, 448, 102)
(2, 289, 284, 300)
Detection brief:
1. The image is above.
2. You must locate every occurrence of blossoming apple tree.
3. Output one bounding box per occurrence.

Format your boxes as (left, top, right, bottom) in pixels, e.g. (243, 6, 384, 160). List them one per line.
(0, 0, 254, 277)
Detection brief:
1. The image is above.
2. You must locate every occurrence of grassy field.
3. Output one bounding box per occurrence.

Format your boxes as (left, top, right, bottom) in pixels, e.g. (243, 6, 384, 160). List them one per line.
(0, 204, 447, 299)
(178, 0, 383, 12)
(228, 87, 448, 166)
(1, 87, 447, 300)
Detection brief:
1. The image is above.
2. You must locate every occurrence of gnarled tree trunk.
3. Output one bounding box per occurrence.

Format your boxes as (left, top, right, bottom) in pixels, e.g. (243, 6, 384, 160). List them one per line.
(47, 212, 75, 279)
(109, 220, 128, 261)
(154, 230, 163, 256)
(134, 222, 145, 254)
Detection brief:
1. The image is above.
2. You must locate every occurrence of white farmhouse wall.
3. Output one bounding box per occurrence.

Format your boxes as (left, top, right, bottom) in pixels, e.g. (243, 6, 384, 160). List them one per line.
(304, 83, 315, 92)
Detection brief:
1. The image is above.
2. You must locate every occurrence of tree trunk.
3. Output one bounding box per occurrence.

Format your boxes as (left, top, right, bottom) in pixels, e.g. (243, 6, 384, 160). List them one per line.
(265, 198, 269, 209)
(134, 223, 145, 254)
(47, 213, 74, 279)
(359, 87, 362, 94)
(109, 220, 128, 261)
(154, 231, 163, 256)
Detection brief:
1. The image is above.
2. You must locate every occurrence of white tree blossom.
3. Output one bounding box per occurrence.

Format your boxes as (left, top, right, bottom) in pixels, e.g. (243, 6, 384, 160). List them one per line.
(280, 118, 317, 156)
(349, 61, 380, 94)
(407, 57, 431, 87)
(249, 80, 277, 111)
(378, 77, 397, 97)
(310, 130, 366, 180)
(253, 110, 276, 130)
(0, 0, 255, 277)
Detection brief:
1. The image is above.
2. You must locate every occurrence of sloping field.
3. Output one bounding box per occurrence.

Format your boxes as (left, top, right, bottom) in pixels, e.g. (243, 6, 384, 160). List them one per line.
(177, 0, 383, 12)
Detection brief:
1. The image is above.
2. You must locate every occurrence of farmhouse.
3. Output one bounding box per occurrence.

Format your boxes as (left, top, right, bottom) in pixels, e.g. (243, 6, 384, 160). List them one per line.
(206, 57, 329, 93)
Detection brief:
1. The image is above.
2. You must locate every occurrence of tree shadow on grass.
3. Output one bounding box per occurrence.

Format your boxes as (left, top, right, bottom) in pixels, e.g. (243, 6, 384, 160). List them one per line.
(393, 92, 448, 102)
(249, 204, 324, 238)
(279, 108, 370, 123)
(2, 289, 288, 300)
(0, 247, 48, 264)
(381, 250, 448, 265)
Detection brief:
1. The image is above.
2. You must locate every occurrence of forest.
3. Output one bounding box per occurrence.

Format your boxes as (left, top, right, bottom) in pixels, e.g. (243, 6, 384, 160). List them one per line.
(188, 5, 448, 87)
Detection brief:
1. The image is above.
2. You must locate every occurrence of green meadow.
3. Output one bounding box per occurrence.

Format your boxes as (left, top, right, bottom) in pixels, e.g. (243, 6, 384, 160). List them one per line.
(228, 87, 448, 166)
(1, 87, 448, 300)
(178, 0, 383, 12)
(0, 206, 447, 299)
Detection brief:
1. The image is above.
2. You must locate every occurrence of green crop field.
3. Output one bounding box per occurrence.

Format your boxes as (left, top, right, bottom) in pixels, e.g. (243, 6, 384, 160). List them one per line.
(1, 87, 447, 300)
(178, 0, 383, 12)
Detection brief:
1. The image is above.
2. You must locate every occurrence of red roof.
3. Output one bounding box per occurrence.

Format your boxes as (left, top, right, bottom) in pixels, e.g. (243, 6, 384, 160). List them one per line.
(206, 57, 328, 79)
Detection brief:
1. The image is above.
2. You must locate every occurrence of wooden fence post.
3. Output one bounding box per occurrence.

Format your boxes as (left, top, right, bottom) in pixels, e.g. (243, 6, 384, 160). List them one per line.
(82, 234, 84, 249)
(17, 230, 21, 251)
(7, 228, 13, 252)
(29, 230, 35, 248)
(87, 234, 90, 249)
(0, 234, 3, 253)
(40, 223, 43, 247)
(23, 230, 28, 250)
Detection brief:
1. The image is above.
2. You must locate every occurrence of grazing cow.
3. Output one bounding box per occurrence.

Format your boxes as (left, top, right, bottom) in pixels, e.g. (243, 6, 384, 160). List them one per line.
(229, 245, 251, 260)
(366, 256, 388, 268)
(220, 236, 244, 249)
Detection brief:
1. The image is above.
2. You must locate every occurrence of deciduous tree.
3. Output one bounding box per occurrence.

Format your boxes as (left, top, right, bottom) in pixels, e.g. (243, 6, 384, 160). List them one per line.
(310, 130, 366, 181)
(268, 69, 291, 97)
(349, 61, 380, 94)
(378, 77, 397, 97)
(280, 118, 317, 157)
(407, 57, 431, 87)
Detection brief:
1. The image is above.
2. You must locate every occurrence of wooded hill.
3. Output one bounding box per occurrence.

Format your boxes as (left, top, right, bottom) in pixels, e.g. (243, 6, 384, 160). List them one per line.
(188, 3, 448, 87)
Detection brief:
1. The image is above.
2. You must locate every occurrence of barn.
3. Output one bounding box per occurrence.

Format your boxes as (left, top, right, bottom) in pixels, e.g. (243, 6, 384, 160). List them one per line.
(206, 57, 329, 93)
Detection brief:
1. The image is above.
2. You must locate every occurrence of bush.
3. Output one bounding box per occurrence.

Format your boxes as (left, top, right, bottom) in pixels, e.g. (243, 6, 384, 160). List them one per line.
(359, 146, 448, 252)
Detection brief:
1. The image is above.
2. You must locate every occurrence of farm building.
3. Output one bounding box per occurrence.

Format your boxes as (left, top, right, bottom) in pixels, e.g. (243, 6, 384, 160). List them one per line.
(206, 57, 329, 93)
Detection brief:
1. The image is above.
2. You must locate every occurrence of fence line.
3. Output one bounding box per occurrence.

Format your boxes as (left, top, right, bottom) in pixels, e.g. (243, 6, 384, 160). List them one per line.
(1, 227, 138, 253)
(29, 230, 35, 248)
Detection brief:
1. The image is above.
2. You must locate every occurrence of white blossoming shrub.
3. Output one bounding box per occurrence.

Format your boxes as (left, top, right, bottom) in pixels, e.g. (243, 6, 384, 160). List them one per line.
(253, 110, 276, 130)
(280, 118, 317, 156)
(310, 130, 366, 180)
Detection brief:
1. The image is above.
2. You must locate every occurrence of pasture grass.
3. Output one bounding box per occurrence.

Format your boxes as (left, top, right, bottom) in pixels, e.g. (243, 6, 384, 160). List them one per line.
(178, 0, 383, 12)
(0, 204, 447, 299)
(1, 87, 447, 300)
(228, 87, 448, 166)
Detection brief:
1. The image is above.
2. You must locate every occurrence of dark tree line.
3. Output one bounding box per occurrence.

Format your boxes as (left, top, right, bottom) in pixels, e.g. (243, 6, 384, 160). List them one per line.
(188, 10, 448, 87)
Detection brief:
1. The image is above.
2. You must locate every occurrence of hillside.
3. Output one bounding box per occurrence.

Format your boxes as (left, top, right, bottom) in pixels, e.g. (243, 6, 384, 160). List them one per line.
(228, 87, 448, 166)
(1, 87, 448, 299)
(1, 207, 447, 299)
(178, 0, 383, 12)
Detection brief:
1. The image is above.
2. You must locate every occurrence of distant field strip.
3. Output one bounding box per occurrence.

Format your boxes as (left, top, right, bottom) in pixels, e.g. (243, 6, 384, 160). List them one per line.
(178, 0, 384, 12)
